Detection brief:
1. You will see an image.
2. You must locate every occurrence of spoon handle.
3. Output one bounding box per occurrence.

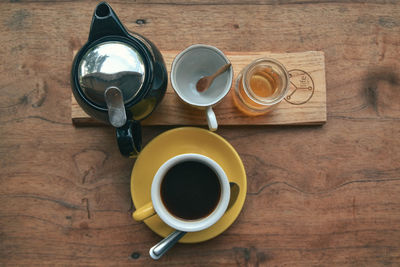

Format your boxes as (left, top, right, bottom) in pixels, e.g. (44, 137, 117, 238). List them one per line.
(149, 230, 187, 260)
(211, 63, 231, 79)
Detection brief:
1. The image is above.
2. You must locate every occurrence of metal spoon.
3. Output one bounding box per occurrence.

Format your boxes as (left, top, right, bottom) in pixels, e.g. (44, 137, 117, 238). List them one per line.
(196, 63, 231, 92)
(149, 230, 186, 260)
(148, 182, 239, 260)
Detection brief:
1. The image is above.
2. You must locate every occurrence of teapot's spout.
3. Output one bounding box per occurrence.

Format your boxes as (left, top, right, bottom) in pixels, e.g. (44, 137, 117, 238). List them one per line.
(88, 2, 128, 42)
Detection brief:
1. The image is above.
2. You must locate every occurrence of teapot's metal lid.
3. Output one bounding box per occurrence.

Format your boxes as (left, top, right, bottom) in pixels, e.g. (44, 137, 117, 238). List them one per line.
(77, 40, 146, 108)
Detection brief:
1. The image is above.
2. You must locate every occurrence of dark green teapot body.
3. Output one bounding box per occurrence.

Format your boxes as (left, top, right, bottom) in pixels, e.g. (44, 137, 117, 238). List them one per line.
(71, 2, 168, 157)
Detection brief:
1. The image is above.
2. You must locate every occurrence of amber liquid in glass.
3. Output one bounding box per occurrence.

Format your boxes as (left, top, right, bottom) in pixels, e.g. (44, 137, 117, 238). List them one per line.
(249, 68, 279, 97)
(234, 67, 281, 116)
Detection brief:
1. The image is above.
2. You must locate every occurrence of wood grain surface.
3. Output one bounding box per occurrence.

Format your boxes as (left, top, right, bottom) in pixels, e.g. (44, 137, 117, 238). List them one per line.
(71, 51, 327, 126)
(1, 1, 400, 266)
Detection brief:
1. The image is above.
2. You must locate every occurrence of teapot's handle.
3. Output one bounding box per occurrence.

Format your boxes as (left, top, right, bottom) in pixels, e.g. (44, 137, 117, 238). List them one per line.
(116, 120, 142, 158)
(88, 2, 128, 42)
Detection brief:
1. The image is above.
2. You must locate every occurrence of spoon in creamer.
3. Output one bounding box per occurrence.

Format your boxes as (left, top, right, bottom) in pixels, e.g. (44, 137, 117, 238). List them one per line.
(196, 63, 232, 92)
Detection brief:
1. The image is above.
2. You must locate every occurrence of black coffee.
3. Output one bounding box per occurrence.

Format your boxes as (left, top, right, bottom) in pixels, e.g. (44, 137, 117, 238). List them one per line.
(160, 160, 221, 220)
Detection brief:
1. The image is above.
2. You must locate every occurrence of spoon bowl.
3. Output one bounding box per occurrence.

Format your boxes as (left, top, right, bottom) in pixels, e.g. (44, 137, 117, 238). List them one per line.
(196, 63, 232, 92)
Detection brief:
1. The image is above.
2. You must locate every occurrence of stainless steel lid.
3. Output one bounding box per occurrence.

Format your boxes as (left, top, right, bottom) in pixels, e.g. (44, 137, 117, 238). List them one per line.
(77, 40, 146, 108)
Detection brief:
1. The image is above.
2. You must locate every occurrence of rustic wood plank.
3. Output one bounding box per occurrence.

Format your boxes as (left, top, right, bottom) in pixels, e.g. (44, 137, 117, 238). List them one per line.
(71, 50, 327, 126)
(7, 0, 398, 4)
(1, 1, 400, 266)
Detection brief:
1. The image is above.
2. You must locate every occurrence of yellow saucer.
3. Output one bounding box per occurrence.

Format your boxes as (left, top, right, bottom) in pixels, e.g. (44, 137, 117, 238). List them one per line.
(130, 127, 247, 243)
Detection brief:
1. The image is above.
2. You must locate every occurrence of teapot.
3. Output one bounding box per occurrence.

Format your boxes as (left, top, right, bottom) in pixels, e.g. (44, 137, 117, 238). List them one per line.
(71, 2, 168, 157)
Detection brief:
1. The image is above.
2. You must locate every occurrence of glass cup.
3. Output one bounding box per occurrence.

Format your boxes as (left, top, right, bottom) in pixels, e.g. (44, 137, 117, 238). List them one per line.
(233, 58, 289, 116)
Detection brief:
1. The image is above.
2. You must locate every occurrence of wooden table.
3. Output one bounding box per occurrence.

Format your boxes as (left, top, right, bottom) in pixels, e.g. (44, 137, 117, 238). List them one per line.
(1, 1, 399, 266)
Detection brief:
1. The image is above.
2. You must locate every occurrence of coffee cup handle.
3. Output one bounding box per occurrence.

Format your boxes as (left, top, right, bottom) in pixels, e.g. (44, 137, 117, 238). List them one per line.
(132, 202, 155, 221)
(206, 106, 218, 131)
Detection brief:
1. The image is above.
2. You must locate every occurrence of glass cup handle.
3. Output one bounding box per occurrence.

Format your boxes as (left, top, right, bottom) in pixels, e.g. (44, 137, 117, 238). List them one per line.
(206, 106, 218, 131)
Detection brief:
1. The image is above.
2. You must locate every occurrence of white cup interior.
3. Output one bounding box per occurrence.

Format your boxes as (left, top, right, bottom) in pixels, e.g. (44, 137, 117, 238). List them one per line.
(171, 45, 233, 107)
(151, 153, 230, 232)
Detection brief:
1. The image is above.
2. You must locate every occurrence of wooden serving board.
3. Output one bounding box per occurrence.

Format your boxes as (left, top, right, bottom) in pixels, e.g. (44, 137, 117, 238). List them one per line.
(71, 51, 326, 126)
